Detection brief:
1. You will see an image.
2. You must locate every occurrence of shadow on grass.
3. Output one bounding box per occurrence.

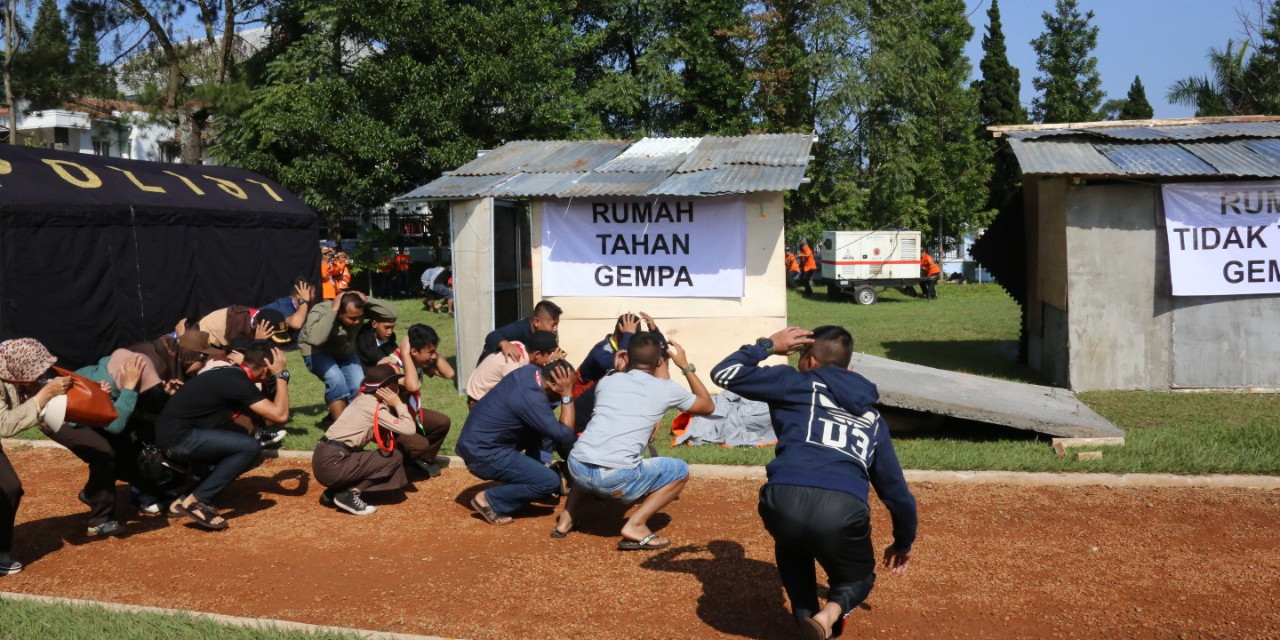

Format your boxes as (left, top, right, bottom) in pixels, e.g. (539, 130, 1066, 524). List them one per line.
(880, 339, 1039, 382)
(640, 540, 791, 640)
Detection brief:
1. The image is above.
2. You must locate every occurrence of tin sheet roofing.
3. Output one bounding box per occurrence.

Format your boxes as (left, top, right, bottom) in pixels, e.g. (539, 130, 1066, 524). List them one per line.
(1003, 120, 1280, 179)
(393, 134, 814, 200)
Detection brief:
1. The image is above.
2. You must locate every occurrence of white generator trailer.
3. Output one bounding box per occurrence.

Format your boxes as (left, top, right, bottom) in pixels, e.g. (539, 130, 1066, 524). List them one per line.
(819, 230, 923, 305)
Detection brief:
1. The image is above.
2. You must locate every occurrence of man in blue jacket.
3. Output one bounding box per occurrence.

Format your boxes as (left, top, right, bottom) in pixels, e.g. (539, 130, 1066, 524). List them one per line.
(710, 325, 917, 640)
(456, 359, 577, 525)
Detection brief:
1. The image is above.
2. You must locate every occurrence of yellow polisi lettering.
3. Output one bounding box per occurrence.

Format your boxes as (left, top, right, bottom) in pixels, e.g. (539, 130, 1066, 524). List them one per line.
(163, 170, 206, 195)
(42, 158, 102, 188)
(203, 175, 248, 199)
(107, 166, 166, 193)
(0, 159, 11, 175)
(245, 178, 284, 202)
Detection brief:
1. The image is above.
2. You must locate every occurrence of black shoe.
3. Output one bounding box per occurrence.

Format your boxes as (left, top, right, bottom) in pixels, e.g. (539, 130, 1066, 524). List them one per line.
(256, 429, 286, 448)
(87, 520, 125, 537)
(332, 490, 376, 516)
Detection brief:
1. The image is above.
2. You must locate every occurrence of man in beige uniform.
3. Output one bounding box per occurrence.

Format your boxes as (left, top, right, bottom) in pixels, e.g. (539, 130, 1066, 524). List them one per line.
(311, 365, 415, 515)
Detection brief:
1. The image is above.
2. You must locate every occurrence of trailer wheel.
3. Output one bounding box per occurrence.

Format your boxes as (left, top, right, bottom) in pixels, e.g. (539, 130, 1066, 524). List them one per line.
(854, 285, 877, 305)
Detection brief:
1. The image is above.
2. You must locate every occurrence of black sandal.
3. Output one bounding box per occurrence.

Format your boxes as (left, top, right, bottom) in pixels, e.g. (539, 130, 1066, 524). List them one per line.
(172, 499, 228, 531)
(470, 495, 512, 525)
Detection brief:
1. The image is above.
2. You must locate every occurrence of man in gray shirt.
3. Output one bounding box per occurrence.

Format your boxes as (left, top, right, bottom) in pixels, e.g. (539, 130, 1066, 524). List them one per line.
(553, 331, 714, 550)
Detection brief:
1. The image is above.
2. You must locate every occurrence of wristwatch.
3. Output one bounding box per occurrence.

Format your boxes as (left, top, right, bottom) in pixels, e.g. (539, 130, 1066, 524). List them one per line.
(680, 363, 696, 375)
(755, 337, 775, 353)
(277, 370, 291, 382)
(561, 395, 573, 405)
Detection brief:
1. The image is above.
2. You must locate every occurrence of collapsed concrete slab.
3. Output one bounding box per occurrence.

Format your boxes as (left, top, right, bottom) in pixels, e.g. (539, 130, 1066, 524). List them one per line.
(850, 353, 1124, 439)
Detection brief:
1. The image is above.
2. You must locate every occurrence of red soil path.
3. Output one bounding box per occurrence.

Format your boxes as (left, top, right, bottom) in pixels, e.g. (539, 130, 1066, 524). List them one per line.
(2, 446, 1278, 640)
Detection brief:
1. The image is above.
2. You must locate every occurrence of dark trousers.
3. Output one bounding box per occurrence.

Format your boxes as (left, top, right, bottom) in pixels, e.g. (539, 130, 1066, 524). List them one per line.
(0, 448, 21, 554)
(398, 408, 451, 464)
(920, 276, 938, 300)
(312, 440, 407, 493)
(166, 428, 262, 504)
(799, 269, 815, 293)
(465, 447, 561, 516)
(758, 484, 876, 633)
(45, 425, 117, 526)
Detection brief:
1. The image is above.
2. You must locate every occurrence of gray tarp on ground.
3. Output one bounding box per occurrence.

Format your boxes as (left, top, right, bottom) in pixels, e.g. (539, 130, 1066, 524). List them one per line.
(675, 391, 776, 447)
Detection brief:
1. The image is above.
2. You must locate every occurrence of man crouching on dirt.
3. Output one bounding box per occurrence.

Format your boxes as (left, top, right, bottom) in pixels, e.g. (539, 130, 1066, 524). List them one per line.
(710, 326, 917, 640)
(156, 342, 290, 531)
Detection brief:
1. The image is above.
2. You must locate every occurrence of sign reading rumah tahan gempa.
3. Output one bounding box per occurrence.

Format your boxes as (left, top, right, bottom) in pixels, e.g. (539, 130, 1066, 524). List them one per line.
(541, 196, 746, 297)
(1163, 181, 1280, 296)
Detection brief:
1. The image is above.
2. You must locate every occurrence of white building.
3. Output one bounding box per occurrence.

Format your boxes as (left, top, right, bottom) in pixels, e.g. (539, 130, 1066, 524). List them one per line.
(0, 97, 176, 162)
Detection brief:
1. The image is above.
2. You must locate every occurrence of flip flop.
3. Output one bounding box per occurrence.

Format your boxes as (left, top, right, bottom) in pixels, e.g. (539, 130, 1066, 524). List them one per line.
(617, 533, 670, 551)
(470, 495, 512, 525)
(172, 499, 228, 531)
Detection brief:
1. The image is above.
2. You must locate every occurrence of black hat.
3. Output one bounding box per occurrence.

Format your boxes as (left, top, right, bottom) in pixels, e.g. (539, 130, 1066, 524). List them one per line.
(525, 331, 558, 353)
(252, 308, 290, 344)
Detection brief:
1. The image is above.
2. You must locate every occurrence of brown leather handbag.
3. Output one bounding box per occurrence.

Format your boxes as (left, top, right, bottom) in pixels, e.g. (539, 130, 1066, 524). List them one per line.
(51, 366, 118, 427)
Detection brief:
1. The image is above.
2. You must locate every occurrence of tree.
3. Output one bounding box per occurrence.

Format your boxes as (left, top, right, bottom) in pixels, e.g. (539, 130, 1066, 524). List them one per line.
(666, 0, 754, 136)
(973, 0, 1026, 212)
(1030, 0, 1103, 123)
(1118, 75, 1153, 119)
(216, 0, 601, 226)
(1245, 0, 1280, 113)
(3, 1, 24, 143)
(861, 0, 991, 250)
(1167, 41, 1255, 116)
(67, 0, 118, 99)
(19, 0, 71, 110)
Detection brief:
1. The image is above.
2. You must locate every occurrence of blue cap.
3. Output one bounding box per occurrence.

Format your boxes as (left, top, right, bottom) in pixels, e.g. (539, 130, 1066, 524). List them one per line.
(320, 240, 337, 249)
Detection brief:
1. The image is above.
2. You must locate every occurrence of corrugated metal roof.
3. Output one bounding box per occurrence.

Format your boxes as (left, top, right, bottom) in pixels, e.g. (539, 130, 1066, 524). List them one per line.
(1096, 143, 1218, 176)
(394, 134, 814, 200)
(650, 165, 809, 195)
(1005, 120, 1280, 178)
(1007, 138, 1119, 176)
(595, 137, 701, 173)
(1188, 141, 1279, 177)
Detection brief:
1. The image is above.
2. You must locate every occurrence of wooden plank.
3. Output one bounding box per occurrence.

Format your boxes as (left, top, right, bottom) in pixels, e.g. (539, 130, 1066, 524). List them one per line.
(987, 115, 1280, 137)
(1053, 437, 1125, 458)
(1076, 451, 1104, 461)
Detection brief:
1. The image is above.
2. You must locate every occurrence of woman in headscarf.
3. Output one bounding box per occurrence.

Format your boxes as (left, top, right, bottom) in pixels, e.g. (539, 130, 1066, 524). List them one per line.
(0, 338, 73, 576)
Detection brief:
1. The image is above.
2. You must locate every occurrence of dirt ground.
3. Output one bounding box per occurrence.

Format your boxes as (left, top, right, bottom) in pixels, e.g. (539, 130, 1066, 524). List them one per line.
(2, 445, 1279, 640)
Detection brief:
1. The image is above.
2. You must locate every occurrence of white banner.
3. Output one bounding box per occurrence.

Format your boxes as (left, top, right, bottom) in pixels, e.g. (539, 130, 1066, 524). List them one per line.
(1163, 182, 1280, 296)
(541, 196, 746, 297)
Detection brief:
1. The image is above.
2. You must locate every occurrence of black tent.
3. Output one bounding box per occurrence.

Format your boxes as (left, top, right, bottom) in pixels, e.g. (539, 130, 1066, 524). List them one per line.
(0, 146, 319, 368)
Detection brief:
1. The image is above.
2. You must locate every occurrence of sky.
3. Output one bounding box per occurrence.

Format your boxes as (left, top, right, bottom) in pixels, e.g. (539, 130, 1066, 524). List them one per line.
(963, 0, 1259, 119)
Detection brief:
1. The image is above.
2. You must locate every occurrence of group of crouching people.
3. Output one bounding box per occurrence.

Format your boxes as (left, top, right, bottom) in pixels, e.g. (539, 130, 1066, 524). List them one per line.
(1, 288, 918, 640)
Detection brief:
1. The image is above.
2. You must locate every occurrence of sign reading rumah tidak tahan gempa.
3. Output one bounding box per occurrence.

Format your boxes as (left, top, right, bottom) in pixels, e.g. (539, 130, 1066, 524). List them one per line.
(541, 195, 746, 298)
(1163, 181, 1280, 296)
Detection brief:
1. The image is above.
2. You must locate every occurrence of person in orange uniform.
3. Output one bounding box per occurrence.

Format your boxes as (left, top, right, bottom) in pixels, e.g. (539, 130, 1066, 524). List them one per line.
(919, 251, 942, 301)
(392, 251, 412, 297)
(321, 243, 351, 300)
(797, 240, 817, 295)
(784, 248, 800, 289)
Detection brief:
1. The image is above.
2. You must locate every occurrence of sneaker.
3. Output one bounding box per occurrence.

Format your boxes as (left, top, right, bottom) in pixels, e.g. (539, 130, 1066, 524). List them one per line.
(332, 490, 376, 516)
(130, 487, 162, 515)
(86, 521, 124, 537)
(256, 429, 286, 448)
(0, 559, 22, 576)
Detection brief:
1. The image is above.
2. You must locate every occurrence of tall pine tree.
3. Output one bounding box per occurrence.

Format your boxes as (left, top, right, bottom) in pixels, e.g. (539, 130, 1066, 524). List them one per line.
(974, 0, 1026, 212)
(1030, 0, 1103, 123)
(863, 0, 990, 250)
(20, 0, 73, 110)
(1118, 75, 1154, 119)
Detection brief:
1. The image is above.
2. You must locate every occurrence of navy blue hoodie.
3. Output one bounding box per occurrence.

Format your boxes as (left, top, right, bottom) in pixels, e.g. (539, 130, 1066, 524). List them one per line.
(711, 344, 917, 552)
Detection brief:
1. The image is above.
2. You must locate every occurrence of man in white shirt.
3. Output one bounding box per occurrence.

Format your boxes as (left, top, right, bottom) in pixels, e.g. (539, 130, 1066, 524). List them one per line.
(552, 332, 714, 550)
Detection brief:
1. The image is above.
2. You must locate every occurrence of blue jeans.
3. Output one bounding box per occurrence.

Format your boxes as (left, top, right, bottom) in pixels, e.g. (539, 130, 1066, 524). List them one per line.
(465, 448, 560, 516)
(304, 352, 364, 404)
(568, 456, 688, 503)
(166, 428, 262, 504)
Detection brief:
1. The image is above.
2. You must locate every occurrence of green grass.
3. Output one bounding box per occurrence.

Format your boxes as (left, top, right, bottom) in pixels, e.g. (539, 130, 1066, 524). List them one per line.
(0, 599, 360, 640)
(17, 284, 1280, 474)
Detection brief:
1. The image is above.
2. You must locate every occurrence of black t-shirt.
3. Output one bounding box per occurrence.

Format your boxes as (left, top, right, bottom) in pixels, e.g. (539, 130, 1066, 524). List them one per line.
(155, 367, 264, 449)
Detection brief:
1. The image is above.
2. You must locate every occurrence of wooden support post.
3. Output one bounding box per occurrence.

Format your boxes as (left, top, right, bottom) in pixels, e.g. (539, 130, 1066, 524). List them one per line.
(1052, 437, 1125, 459)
